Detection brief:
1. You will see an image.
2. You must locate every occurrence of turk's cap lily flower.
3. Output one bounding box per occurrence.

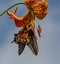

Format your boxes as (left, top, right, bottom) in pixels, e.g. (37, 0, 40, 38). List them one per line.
(24, 0, 48, 19)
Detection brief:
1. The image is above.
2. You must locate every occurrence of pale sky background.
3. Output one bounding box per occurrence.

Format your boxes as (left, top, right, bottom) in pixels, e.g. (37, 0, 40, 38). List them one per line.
(0, 0, 60, 64)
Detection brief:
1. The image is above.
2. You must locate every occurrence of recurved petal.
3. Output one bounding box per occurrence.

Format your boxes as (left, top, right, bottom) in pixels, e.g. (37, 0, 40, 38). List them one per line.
(24, 0, 36, 9)
(7, 6, 18, 19)
(12, 6, 18, 14)
(35, 10, 47, 20)
(7, 11, 14, 19)
(7, 10, 32, 28)
(32, 3, 48, 20)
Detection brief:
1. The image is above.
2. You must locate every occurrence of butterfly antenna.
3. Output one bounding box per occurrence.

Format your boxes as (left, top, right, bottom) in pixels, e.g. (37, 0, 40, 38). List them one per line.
(10, 40, 14, 43)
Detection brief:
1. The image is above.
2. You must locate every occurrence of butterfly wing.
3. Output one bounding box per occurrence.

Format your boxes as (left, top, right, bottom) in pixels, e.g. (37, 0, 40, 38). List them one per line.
(27, 36, 38, 55)
(18, 42, 26, 55)
(27, 29, 38, 55)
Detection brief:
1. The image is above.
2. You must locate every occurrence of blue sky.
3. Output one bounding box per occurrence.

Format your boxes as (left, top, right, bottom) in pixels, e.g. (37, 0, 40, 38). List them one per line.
(0, 0, 60, 64)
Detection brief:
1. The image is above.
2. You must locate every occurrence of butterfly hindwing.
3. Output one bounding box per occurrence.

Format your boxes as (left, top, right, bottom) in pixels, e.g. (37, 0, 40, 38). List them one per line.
(27, 31, 38, 55)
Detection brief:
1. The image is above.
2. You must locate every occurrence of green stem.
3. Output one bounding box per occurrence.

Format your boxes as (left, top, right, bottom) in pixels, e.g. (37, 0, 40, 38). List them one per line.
(0, 2, 25, 17)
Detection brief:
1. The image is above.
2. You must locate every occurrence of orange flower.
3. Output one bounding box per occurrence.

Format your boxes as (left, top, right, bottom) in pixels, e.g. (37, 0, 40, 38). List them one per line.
(7, 0, 48, 38)
(24, 0, 48, 19)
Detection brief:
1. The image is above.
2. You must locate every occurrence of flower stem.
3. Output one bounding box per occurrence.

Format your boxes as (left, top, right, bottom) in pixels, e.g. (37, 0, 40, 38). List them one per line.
(0, 2, 25, 17)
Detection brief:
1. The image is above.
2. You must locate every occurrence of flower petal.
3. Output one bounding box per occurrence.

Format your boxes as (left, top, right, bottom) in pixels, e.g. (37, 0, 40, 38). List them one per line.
(32, 1, 48, 19)
(24, 0, 36, 8)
